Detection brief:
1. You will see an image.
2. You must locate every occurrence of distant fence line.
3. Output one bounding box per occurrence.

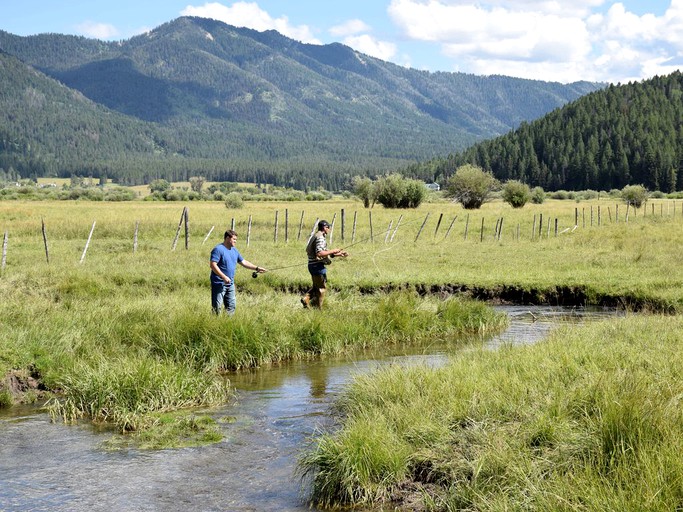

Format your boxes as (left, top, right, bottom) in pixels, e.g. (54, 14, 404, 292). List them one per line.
(1, 201, 681, 267)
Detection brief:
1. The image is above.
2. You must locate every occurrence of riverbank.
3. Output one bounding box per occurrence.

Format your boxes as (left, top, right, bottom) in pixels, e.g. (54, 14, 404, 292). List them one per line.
(301, 313, 683, 510)
(0, 284, 508, 446)
(2, 197, 683, 451)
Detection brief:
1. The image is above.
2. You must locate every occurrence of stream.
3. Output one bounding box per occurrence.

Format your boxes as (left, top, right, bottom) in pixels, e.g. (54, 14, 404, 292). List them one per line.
(0, 305, 618, 512)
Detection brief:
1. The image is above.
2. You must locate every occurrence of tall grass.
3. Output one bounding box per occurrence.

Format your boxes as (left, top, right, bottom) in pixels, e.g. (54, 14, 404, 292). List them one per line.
(3, 197, 683, 450)
(300, 314, 683, 510)
(0, 246, 506, 444)
(46, 356, 230, 432)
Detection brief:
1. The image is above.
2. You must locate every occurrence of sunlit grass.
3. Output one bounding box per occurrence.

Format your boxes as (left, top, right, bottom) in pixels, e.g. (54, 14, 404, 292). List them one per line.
(300, 314, 683, 510)
(2, 197, 683, 454)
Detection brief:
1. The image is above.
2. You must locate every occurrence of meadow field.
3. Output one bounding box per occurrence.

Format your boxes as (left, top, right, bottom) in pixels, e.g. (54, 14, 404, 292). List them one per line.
(2, 196, 683, 507)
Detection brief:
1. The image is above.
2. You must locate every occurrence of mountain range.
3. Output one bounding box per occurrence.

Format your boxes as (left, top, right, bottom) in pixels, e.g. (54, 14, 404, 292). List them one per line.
(0, 16, 603, 189)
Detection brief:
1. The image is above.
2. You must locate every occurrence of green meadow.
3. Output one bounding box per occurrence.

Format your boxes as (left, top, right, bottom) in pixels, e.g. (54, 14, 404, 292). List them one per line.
(2, 196, 683, 507)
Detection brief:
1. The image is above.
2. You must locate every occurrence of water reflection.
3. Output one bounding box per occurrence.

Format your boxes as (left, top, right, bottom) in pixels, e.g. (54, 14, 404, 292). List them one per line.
(0, 305, 619, 512)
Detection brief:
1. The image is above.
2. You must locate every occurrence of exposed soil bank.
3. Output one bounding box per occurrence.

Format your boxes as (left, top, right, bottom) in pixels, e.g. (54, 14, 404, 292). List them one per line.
(0, 367, 46, 405)
(283, 282, 673, 313)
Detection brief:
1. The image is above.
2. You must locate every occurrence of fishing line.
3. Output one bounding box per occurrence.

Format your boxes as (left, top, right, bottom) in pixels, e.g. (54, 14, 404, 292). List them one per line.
(250, 216, 423, 278)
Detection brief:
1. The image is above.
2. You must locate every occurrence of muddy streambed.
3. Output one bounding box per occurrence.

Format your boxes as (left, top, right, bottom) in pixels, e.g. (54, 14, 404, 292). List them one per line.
(0, 305, 619, 512)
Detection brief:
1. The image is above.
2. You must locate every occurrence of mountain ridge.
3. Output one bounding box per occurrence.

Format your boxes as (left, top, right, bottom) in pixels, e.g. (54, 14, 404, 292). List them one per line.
(0, 16, 603, 188)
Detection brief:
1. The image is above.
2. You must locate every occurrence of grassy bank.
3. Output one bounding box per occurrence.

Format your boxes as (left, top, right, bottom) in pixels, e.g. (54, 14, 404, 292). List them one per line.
(0, 254, 506, 445)
(300, 314, 683, 510)
(2, 197, 683, 448)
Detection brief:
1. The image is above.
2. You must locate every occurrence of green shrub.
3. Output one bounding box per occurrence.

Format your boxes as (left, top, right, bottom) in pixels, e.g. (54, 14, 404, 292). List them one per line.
(445, 164, 499, 209)
(621, 184, 649, 208)
(531, 187, 546, 204)
(224, 192, 244, 209)
(502, 180, 531, 208)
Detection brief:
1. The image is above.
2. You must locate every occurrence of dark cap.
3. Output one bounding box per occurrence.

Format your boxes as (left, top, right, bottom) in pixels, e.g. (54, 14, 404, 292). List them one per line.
(318, 220, 330, 230)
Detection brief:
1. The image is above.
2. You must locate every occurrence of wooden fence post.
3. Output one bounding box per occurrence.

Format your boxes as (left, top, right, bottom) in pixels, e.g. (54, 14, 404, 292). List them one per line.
(443, 215, 457, 240)
(538, 213, 543, 239)
(532, 214, 537, 240)
(41, 218, 49, 264)
(434, 213, 443, 238)
(329, 213, 337, 245)
(274, 210, 279, 243)
(369, 211, 373, 243)
(297, 211, 305, 241)
(1, 230, 7, 273)
(352, 211, 357, 243)
(480, 217, 485, 242)
(498, 217, 504, 241)
(172, 207, 185, 251)
(414, 213, 430, 242)
(202, 225, 215, 245)
(184, 207, 189, 250)
(464, 214, 469, 240)
(247, 215, 252, 246)
(390, 214, 403, 242)
(80, 220, 96, 264)
(285, 208, 289, 243)
(133, 220, 139, 253)
(385, 220, 393, 243)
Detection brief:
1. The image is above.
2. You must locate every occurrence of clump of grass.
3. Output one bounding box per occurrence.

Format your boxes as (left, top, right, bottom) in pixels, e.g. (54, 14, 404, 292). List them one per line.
(300, 314, 683, 510)
(300, 412, 412, 507)
(104, 413, 223, 450)
(0, 390, 13, 407)
(46, 355, 231, 433)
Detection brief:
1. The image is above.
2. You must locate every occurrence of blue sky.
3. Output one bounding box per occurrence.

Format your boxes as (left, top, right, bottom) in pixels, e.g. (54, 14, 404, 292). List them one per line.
(2, 1, 679, 84)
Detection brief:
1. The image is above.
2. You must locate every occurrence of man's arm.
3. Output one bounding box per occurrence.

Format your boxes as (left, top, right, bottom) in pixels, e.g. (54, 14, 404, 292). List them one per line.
(240, 259, 267, 273)
(316, 248, 347, 258)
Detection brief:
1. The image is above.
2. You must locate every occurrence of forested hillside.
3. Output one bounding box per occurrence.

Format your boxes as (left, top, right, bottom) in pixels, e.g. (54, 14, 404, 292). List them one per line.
(408, 72, 683, 192)
(0, 16, 602, 189)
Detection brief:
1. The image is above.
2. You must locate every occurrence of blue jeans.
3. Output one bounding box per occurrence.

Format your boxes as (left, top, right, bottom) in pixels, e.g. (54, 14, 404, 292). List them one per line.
(212, 281, 236, 315)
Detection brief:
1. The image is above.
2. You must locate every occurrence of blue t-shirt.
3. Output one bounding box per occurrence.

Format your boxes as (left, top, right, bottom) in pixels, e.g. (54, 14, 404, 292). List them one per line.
(210, 243, 243, 285)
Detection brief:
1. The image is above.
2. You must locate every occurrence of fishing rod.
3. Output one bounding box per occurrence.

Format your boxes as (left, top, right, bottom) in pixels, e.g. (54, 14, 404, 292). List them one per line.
(251, 217, 422, 278)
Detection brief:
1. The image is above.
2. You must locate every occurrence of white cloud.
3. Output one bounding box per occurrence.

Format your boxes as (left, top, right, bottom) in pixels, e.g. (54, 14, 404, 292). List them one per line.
(387, 0, 683, 83)
(75, 21, 119, 39)
(329, 19, 372, 37)
(181, 1, 321, 43)
(342, 34, 397, 62)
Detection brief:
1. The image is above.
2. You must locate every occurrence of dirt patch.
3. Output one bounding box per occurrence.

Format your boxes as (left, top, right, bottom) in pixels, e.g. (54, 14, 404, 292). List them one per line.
(1, 368, 45, 404)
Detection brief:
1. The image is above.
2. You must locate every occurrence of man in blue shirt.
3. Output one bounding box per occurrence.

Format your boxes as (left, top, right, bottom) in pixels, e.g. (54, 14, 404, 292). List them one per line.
(210, 230, 266, 314)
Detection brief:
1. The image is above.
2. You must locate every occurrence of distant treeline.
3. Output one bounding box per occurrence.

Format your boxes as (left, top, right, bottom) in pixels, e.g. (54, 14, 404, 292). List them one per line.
(405, 72, 683, 192)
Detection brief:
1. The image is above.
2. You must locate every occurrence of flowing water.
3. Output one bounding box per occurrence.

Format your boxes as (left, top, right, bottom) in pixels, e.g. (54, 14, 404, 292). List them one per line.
(0, 305, 618, 512)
